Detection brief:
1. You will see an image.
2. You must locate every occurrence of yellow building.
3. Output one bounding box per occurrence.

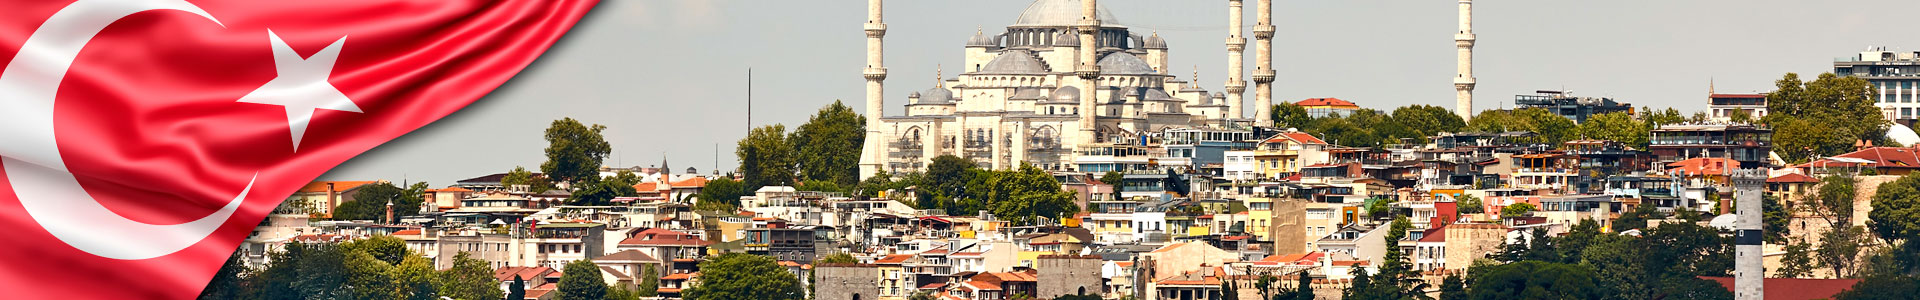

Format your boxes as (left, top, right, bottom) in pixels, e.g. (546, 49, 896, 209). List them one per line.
(1253, 131, 1329, 180)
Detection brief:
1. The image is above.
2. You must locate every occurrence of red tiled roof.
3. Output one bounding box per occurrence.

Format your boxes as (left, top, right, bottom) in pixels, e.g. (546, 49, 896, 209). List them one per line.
(875, 254, 915, 264)
(1668, 157, 1738, 176)
(1331, 260, 1371, 266)
(297, 181, 379, 193)
(661, 272, 698, 280)
(633, 182, 663, 192)
(1700, 276, 1861, 300)
(1418, 226, 1447, 243)
(963, 280, 1002, 291)
(1264, 132, 1327, 145)
(656, 288, 682, 294)
(392, 229, 422, 236)
(594, 250, 661, 263)
(494, 266, 558, 283)
(1295, 97, 1358, 108)
(1798, 147, 1920, 170)
(522, 289, 551, 299)
(1767, 173, 1820, 184)
(671, 177, 709, 188)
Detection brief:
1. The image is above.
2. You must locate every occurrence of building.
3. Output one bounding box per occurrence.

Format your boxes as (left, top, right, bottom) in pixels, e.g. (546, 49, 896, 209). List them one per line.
(1035, 255, 1104, 298)
(1709, 93, 1768, 122)
(867, 0, 1270, 175)
(1512, 90, 1632, 124)
(285, 180, 381, 218)
(1295, 97, 1359, 118)
(814, 264, 882, 300)
(1649, 124, 1773, 169)
(1833, 47, 1920, 121)
(1442, 223, 1506, 270)
(1796, 146, 1920, 176)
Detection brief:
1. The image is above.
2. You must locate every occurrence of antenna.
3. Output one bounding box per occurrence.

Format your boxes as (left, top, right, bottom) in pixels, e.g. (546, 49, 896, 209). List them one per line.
(747, 68, 753, 134)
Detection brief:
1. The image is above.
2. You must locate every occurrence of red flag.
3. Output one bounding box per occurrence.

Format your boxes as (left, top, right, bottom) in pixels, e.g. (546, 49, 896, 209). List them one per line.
(0, 0, 597, 298)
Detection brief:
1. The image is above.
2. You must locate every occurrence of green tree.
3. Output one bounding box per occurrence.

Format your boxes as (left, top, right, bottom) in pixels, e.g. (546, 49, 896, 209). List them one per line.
(927, 154, 982, 211)
(1778, 241, 1818, 278)
(341, 235, 410, 266)
(607, 286, 640, 300)
(1468, 108, 1577, 145)
(558, 260, 609, 300)
(980, 164, 1082, 225)
(542, 118, 612, 187)
(1818, 226, 1868, 278)
(1765, 72, 1888, 163)
(256, 242, 351, 299)
(790, 100, 867, 187)
(1454, 193, 1484, 214)
(1100, 171, 1124, 187)
(343, 251, 397, 299)
(637, 264, 659, 297)
(738, 124, 796, 189)
(508, 275, 526, 300)
(1466, 261, 1599, 300)
(1499, 203, 1536, 218)
(1437, 275, 1465, 300)
(1638, 107, 1687, 128)
(1764, 194, 1792, 244)
(334, 181, 428, 221)
(199, 251, 252, 300)
(438, 252, 502, 300)
(1391, 104, 1468, 141)
(1577, 112, 1649, 148)
(1833, 274, 1920, 300)
(502, 166, 552, 193)
(1344, 217, 1428, 300)
(571, 171, 641, 206)
(1873, 173, 1920, 242)
(1272, 102, 1312, 129)
(683, 253, 805, 300)
(389, 253, 439, 300)
(696, 176, 748, 212)
(1613, 203, 1661, 232)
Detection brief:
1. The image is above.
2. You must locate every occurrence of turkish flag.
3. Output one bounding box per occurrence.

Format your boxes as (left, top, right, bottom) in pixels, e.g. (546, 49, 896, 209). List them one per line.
(0, 0, 596, 298)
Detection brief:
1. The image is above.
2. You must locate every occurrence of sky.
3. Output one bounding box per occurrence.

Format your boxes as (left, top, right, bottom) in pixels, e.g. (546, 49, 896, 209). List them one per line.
(320, 0, 1920, 186)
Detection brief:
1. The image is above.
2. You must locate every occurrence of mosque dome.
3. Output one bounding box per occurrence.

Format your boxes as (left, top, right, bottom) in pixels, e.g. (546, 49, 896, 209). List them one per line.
(1143, 32, 1167, 49)
(978, 50, 1049, 74)
(920, 88, 955, 104)
(1053, 31, 1079, 47)
(1013, 0, 1120, 27)
(1050, 86, 1080, 103)
(1891, 123, 1920, 146)
(967, 31, 997, 47)
(1097, 52, 1157, 75)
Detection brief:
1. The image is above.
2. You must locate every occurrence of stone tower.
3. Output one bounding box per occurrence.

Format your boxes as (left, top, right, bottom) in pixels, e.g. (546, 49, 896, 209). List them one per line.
(1454, 0, 1476, 121)
(1076, 0, 1101, 146)
(859, 0, 888, 179)
(1732, 169, 1766, 299)
(1225, 0, 1247, 124)
(1253, 0, 1276, 127)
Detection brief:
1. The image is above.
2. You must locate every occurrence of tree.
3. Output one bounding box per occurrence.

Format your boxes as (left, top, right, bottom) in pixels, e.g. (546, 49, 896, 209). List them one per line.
(1100, 171, 1124, 187)
(1834, 274, 1920, 300)
(558, 260, 608, 300)
(542, 118, 612, 187)
(439, 252, 502, 300)
(199, 251, 252, 300)
(637, 264, 659, 297)
(682, 253, 805, 300)
(1765, 72, 1888, 163)
(1465, 261, 1599, 300)
(1577, 112, 1649, 148)
(1818, 226, 1868, 278)
(1499, 203, 1535, 218)
(1778, 241, 1818, 278)
(389, 253, 439, 300)
(1467, 108, 1577, 145)
(1455, 193, 1484, 215)
(607, 286, 640, 300)
(738, 125, 797, 189)
(508, 275, 526, 300)
(979, 164, 1082, 225)
(1437, 275, 1465, 300)
(1272, 102, 1312, 129)
(696, 176, 748, 212)
(791, 100, 867, 187)
(1873, 173, 1920, 243)
(1613, 203, 1661, 232)
(570, 171, 641, 206)
(256, 242, 351, 300)
(1765, 194, 1792, 244)
(927, 155, 983, 211)
(334, 181, 428, 221)
(1391, 105, 1467, 141)
(342, 235, 410, 266)
(502, 166, 552, 193)
(1344, 217, 1428, 300)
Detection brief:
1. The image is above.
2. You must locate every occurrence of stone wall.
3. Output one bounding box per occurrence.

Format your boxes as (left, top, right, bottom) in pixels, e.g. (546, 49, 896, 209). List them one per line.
(1443, 223, 1506, 270)
(814, 264, 880, 300)
(1037, 255, 1104, 298)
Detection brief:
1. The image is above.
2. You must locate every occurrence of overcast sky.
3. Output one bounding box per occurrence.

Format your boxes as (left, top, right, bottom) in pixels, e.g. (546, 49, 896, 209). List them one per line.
(320, 0, 1920, 186)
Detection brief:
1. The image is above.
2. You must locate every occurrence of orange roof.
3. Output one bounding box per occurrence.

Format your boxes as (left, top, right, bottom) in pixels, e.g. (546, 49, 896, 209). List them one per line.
(661, 272, 698, 280)
(522, 289, 552, 299)
(1767, 173, 1820, 184)
(619, 228, 713, 247)
(1295, 97, 1358, 108)
(671, 177, 709, 188)
(875, 254, 915, 264)
(633, 182, 663, 192)
(392, 229, 422, 236)
(1667, 157, 1737, 176)
(1700, 276, 1862, 300)
(1264, 131, 1327, 145)
(494, 266, 557, 283)
(1331, 260, 1371, 266)
(297, 181, 379, 193)
(962, 280, 1002, 291)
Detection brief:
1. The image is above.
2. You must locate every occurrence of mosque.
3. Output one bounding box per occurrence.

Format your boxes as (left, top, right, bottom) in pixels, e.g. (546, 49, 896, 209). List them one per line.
(854, 0, 1477, 177)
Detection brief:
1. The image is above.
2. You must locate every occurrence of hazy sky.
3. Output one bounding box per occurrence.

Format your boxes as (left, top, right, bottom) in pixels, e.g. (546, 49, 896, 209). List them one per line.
(320, 0, 1920, 186)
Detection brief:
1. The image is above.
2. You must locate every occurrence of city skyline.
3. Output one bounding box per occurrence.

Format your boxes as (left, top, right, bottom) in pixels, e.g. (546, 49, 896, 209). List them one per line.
(323, 0, 1920, 185)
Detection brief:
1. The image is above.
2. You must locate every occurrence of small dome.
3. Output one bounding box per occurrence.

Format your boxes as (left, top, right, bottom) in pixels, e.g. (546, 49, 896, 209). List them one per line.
(1143, 32, 1168, 49)
(1050, 86, 1080, 103)
(1009, 88, 1046, 100)
(1053, 31, 1079, 47)
(1144, 89, 1176, 101)
(967, 30, 996, 47)
(1213, 92, 1226, 99)
(1892, 123, 1920, 146)
(978, 50, 1049, 74)
(1096, 52, 1157, 75)
(909, 91, 922, 98)
(919, 88, 955, 105)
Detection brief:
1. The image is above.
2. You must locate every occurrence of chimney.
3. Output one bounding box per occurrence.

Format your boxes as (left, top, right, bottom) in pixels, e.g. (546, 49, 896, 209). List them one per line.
(326, 182, 338, 216)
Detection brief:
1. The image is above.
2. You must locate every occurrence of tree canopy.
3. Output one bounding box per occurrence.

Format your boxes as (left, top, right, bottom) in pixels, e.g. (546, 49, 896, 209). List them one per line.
(737, 124, 796, 189)
(335, 181, 428, 221)
(1467, 108, 1577, 145)
(683, 253, 805, 300)
(541, 118, 612, 187)
(502, 166, 552, 193)
(557, 259, 608, 300)
(1465, 261, 1599, 300)
(791, 100, 867, 188)
(1765, 72, 1889, 163)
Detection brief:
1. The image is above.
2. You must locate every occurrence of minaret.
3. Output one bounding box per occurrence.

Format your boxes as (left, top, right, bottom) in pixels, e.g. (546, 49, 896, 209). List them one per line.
(1252, 0, 1276, 127)
(1454, 0, 1477, 121)
(1225, 0, 1247, 125)
(858, 0, 888, 179)
(1076, 0, 1102, 147)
